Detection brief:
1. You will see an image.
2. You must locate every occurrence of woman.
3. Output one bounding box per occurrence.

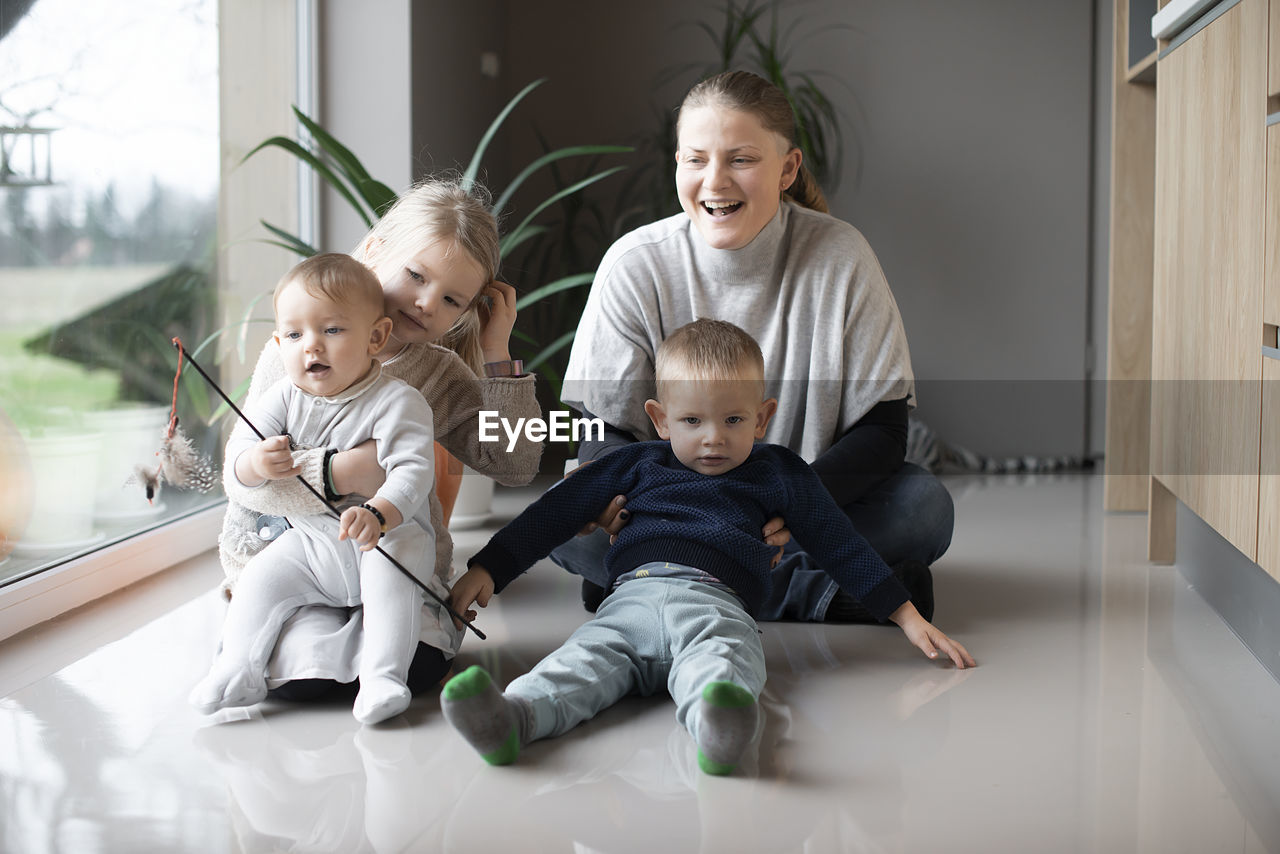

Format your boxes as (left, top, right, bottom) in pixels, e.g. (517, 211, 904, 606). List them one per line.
(554, 71, 952, 622)
(218, 177, 543, 696)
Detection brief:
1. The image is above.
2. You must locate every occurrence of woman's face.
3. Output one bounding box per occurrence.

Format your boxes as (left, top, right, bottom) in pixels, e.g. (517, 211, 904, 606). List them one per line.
(675, 105, 802, 251)
(368, 238, 487, 347)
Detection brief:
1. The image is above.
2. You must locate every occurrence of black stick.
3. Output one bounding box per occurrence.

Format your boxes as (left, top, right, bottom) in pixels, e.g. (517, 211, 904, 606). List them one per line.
(173, 338, 486, 640)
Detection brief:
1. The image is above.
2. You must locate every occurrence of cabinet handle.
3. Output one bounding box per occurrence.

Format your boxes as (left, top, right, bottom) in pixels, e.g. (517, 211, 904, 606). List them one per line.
(1264, 346, 1280, 361)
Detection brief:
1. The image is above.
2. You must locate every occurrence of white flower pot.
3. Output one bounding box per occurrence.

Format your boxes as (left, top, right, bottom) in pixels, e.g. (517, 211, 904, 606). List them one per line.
(15, 429, 104, 550)
(448, 466, 494, 530)
(90, 404, 170, 520)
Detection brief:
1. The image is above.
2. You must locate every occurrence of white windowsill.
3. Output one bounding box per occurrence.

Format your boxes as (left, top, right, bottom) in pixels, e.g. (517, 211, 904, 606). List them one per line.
(0, 503, 226, 643)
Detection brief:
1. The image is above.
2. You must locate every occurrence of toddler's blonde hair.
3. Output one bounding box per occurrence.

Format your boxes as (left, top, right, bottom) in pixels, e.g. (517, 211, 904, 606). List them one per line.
(274, 252, 384, 319)
(655, 318, 765, 400)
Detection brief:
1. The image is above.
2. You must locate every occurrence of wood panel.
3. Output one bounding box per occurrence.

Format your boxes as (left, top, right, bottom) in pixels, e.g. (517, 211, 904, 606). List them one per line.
(1257, 127, 1280, 580)
(1272, 0, 1280, 96)
(1150, 0, 1268, 561)
(1106, 0, 1158, 512)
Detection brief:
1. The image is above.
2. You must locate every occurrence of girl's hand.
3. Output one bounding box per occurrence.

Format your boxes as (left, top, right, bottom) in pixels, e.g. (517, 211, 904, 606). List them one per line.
(330, 439, 386, 498)
(763, 516, 791, 567)
(449, 566, 495, 629)
(338, 505, 382, 551)
(478, 280, 519, 364)
(890, 601, 976, 669)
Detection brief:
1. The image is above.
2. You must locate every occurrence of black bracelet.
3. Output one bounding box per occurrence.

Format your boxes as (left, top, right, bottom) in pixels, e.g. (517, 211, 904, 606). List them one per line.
(322, 448, 342, 502)
(360, 503, 387, 537)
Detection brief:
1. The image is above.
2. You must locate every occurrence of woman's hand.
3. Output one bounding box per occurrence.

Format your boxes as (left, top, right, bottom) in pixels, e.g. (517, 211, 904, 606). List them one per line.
(763, 516, 791, 568)
(330, 439, 385, 498)
(478, 280, 519, 365)
(890, 601, 976, 669)
(566, 460, 631, 542)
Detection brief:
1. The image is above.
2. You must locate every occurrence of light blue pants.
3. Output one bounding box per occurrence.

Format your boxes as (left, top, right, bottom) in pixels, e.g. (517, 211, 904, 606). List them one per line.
(505, 571, 766, 747)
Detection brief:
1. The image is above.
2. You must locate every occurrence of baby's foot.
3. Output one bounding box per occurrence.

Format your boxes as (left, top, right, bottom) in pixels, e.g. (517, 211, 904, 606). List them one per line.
(189, 667, 267, 715)
(353, 675, 412, 725)
(695, 681, 759, 776)
(440, 665, 521, 765)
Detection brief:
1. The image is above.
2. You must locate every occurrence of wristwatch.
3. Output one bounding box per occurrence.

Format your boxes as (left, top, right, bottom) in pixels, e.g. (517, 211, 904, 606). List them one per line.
(482, 359, 525, 378)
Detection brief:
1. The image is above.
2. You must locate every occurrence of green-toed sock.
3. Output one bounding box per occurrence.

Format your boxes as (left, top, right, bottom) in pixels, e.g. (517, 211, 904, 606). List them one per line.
(441, 665, 521, 766)
(695, 681, 758, 776)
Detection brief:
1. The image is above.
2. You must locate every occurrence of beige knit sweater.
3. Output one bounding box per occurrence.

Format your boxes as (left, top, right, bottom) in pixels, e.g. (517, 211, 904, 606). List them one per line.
(218, 339, 544, 596)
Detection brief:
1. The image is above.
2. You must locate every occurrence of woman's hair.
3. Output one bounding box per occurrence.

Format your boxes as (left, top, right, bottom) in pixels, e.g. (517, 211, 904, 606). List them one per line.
(678, 70, 829, 214)
(351, 176, 500, 372)
(274, 252, 384, 318)
(655, 318, 765, 400)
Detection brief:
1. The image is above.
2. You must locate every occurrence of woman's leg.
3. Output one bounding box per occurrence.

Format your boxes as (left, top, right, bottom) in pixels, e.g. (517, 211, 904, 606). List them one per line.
(758, 463, 954, 622)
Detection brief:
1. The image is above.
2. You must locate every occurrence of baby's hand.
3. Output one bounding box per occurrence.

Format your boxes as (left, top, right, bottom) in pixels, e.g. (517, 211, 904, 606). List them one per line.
(890, 601, 976, 669)
(338, 505, 381, 551)
(449, 566, 495, 630)
(250, 434, 300, 482)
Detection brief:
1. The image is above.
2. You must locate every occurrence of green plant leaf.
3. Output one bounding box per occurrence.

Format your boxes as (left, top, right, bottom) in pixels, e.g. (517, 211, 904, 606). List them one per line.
(292, 106, 380, 201)
(514, 273, 594, 311)
(259, 220, 318, 258)
(499, 224, 551, 260)
(493, 145, 633, 218)
(499, 166, 627, 257)
(243, 136, 371, 226)
(357, 178, 399, 218)
(207, 375, 254, 425)
(463, 78, 546, 192)
(526, 329, 576, 372)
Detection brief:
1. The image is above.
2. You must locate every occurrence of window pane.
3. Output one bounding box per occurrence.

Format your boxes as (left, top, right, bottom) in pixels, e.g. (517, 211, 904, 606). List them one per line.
(0, 0, 223, 585)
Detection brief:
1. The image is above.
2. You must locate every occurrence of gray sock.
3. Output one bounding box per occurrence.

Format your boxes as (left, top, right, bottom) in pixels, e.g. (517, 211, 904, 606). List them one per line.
(440, 665, 521, 765)
(696, 681, 758, 775)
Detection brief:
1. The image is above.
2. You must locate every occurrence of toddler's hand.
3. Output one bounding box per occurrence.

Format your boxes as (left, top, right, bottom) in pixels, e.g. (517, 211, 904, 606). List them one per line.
(338, 505, 381, 551)
(250, 434, 301, 482)
(449, 566, 495, 630)
(890, 601, 976, 670)
(763, 516, 791, 567)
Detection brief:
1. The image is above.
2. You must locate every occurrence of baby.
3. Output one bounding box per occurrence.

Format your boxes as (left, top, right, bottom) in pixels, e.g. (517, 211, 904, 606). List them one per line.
(191, 253, 453, 724)
(444, 318, 974, 774)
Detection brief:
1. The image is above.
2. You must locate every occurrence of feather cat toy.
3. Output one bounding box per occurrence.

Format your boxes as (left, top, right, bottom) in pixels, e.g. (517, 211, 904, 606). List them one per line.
(132, 338, 218, 502)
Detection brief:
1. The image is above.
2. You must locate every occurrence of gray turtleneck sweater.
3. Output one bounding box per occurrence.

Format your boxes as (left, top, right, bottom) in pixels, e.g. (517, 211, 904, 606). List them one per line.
(562, 202, 915, 464)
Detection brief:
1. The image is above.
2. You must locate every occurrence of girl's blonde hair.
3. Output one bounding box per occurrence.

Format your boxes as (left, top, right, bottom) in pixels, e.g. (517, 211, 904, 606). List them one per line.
(351, 176, 500, 372)
(678, 70, 829, 214)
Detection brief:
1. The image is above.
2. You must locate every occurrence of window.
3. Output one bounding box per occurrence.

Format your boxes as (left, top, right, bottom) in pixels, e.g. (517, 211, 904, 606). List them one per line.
(0, 0, 224, 589)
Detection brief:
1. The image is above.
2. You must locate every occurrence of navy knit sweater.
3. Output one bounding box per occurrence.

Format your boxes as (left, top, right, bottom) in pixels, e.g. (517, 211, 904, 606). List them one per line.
(470, 442, 911, 620)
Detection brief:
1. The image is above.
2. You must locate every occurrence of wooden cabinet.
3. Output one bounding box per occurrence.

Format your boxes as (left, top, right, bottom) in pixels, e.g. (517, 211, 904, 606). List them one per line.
(1150, 0, 1268, 561)
(1256, 124, 1280, 580)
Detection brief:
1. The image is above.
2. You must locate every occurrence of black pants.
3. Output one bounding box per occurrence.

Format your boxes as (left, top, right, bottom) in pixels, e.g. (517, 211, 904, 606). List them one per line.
(267, 642, 451, 702)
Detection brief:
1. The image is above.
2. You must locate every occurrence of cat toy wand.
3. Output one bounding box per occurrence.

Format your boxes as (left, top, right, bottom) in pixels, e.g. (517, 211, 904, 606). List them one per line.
(171, 337, 486, 640)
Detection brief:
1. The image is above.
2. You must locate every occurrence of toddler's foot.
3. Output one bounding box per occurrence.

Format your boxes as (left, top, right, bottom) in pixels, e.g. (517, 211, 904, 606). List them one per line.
(441, 665, 521, 765)
(696, 681, 758, 776)
(189, 667, 267, 715)
(353, 676, 412, 725)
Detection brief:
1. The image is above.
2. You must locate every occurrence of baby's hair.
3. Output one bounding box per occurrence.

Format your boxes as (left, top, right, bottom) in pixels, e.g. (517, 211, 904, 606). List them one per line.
(274, 252, 384, 319)
(678, 70, 829, 214)
(655, 318, 765, 400)
(352, 176, 501, 372)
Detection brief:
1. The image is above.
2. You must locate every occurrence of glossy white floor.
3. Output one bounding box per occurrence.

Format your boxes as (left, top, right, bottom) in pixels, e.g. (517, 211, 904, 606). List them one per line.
(2, 474, 1279, 853)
